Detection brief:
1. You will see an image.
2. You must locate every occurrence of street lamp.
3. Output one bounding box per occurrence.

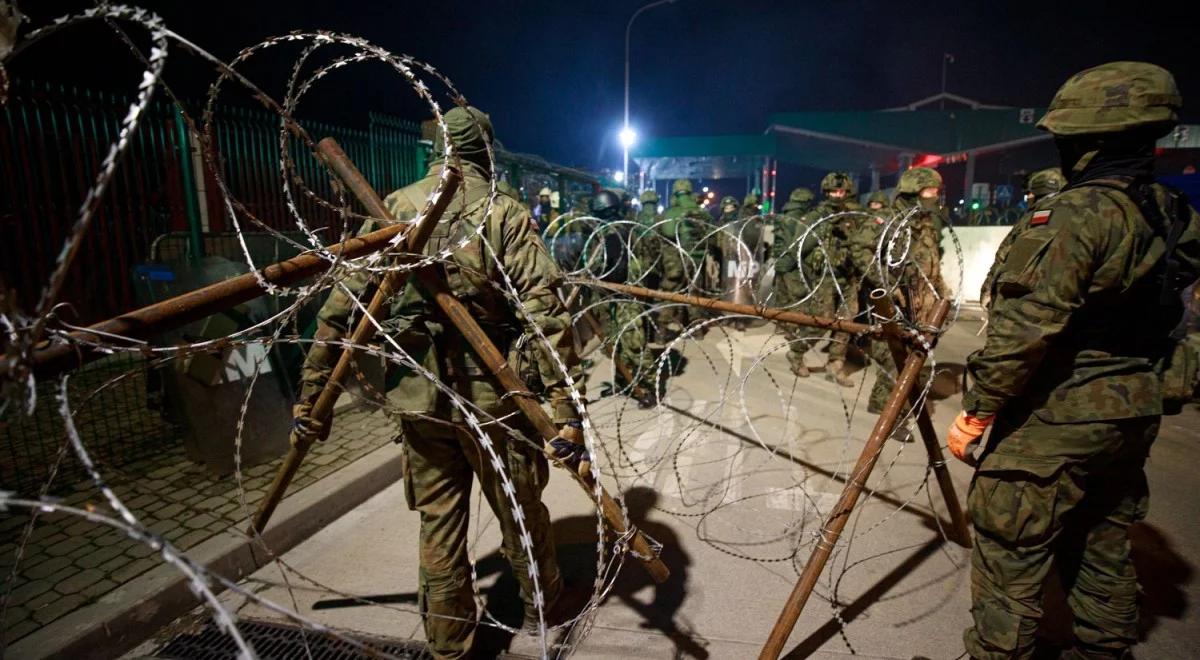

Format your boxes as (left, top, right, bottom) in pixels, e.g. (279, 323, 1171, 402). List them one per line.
(624, 0, 676, 188)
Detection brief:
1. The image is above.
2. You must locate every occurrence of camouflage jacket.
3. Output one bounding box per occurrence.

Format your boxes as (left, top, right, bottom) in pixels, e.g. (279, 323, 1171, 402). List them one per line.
(659, 198, 711, 247)
(300, 162, 582, 424)
(964, 179, 1200, 422)
(773, 200, 841, 277)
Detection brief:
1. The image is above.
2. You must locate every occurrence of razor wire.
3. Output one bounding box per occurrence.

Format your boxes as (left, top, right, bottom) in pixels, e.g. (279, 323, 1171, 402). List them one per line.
(0, 5, 971, 659)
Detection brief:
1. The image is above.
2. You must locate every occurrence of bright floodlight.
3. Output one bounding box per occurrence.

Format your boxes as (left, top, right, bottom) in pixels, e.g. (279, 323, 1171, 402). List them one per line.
(613, 170, 625, 183)
(619, 126, 637, 148)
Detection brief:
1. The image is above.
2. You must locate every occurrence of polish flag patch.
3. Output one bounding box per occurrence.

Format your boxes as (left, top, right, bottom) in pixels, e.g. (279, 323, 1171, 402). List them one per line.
(1030, 210, 1053, 226)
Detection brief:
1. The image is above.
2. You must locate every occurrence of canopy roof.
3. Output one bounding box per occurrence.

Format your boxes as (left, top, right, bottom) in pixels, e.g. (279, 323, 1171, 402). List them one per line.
(633, 95, 1055, 178)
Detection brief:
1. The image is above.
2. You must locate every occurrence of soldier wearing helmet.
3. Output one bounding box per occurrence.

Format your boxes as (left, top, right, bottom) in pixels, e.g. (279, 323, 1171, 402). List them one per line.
(866, 190, 888, 211)
(953, 62, 1200, 660)
(1024, 167, 1067, 205)
(533, 185, 558, 230)
(651, 179, 712, 341)
(771, 172, 854, 377)
(856, 168, 950, 411)
(636, 189, 660, 227)
(781, 187, 815, 217)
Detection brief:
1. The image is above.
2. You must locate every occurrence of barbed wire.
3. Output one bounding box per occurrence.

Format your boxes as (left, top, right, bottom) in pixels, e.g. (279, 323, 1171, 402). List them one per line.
(0, 5, 970, 659)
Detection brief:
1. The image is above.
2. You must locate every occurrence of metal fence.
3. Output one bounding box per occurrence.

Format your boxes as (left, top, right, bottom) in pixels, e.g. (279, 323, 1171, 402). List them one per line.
(0, 79, 425, 325)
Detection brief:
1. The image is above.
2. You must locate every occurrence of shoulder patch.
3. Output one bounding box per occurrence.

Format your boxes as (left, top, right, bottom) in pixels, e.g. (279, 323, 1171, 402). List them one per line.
(1030, 209, 1053, 226)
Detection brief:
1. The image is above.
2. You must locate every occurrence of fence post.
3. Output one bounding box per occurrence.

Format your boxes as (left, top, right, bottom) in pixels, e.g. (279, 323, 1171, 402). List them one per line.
(173, 107, 203, 261)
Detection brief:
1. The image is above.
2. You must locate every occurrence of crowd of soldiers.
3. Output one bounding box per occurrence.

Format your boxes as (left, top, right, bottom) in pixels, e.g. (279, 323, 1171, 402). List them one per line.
(290, 60, 1200, 660)
(526, 164, 958, 416)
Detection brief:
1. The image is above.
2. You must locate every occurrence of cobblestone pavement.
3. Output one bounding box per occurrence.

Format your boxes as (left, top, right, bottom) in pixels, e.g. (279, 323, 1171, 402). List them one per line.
(0, 404, 397, 644)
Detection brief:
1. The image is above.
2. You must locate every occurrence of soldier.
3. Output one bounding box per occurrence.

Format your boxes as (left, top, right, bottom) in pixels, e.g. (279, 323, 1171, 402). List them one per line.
(654, 178, 711, 341)
(861, 167, 949, 412)
(589, 190, 658, 407)
(294, 106, 584, 659)
(637, 189, 660, 226)
(533, 185, 558, 230)
(1024, 167, 1067, 206)
(781, 187, 815, 217)
(865, 190, 888, 211)
(948, 62, 1200, 660)
(772, 172, 852, 377)
(824, 173, 864, 387)
(717, 195, 739, 224)
(740, 191, 761, 219)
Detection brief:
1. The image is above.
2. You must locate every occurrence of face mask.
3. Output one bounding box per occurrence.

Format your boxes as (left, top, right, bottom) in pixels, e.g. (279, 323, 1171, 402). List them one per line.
(918, 196, 940, 211)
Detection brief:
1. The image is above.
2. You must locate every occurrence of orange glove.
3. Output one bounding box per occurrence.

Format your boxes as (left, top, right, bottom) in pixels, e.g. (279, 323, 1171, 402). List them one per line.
(947, 412, 993, 466)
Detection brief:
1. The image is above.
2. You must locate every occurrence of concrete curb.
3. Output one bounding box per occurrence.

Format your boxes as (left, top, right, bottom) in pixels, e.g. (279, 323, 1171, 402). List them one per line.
(8, 443, 402, 660)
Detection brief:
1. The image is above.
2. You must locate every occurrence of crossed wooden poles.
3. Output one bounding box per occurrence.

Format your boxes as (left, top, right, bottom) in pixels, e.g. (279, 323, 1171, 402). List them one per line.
(591, 281, 969, 659)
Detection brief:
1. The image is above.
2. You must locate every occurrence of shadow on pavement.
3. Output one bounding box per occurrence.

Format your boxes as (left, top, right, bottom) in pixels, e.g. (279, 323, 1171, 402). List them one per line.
(312, 486, 707, 659)
(779, 537, 946, 659)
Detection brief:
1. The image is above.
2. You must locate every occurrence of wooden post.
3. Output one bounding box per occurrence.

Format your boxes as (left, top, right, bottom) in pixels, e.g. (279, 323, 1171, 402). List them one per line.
(758, 300, 951, 660)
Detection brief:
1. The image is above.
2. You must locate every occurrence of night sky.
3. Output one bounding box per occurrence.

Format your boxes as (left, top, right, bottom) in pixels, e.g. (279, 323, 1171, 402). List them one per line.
(15, 1, 1200, 171)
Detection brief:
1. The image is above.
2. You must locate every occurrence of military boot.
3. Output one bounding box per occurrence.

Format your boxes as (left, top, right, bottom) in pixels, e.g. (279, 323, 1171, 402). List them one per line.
(824, 359, 855, 388)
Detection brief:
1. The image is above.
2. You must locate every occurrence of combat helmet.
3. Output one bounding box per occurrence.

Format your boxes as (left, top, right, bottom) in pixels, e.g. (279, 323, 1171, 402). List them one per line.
(720, 195, 739, 214)
(788, 188, 814, 204)
(897, 167, 943, 194)
(1025, 168, 1067, 198)
(1037, 61, 1180, 137)
(866, 190, 889, 207)
(590, 189, 623, 219)
(820, 172, 853, 194)
(671, 179, 694, 195)
(639, 189, 659, 203)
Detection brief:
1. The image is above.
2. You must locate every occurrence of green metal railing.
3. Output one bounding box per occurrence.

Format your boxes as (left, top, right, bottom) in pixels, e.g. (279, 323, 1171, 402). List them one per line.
(0, 79, 425, 324)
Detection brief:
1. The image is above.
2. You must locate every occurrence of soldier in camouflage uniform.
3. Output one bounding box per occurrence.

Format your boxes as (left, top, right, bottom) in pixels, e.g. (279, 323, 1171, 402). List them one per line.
(772, 173, 852, 376)
(781, 187, 815, 217)
(294, 106, 583, 659)
(824, 173, 865, 387)
(653, 178, 711, 341)
(588, 191, 658, 407)
(948, 62, 1200, 660)
(859, 167, 949, 412)
(767, 188, 815, 262)
(637, 189, 660, 226)
(740, 191, 761, 219)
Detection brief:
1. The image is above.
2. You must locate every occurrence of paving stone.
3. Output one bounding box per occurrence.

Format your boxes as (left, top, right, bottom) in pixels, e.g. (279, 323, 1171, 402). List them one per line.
(175, 529, 216, 551)
(23, 555, 72, 580)
(75, 544, 124, 570)
(198, 495, 229, 511)
(6, 579, 53, 606)
(43, 535, 91, 557)
(5, 616, 39, 642)
(99, 554, 129, 573)
(111, 556, 158, 583)
(54, 568, 104, 596)
(62, 518, 99, 537)
(91, 529, 128, 548)
(122, 493, 159, 511)
(80, 578, 117, 602)
(125, 543, 155, 559)
(155, 503, 186, 520)
(182, 513, 216, 530)
(30, 593, 86, 625)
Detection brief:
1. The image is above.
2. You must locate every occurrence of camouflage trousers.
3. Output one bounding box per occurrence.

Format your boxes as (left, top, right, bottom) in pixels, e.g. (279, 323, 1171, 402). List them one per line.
(964, 413, 1158, 660)
(609, 300, 657, 392)
(826, 273, 861, 364)
(776, 267, 835, 373)
(399, 419, 561, 659)
(654, 247, 690, 335)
